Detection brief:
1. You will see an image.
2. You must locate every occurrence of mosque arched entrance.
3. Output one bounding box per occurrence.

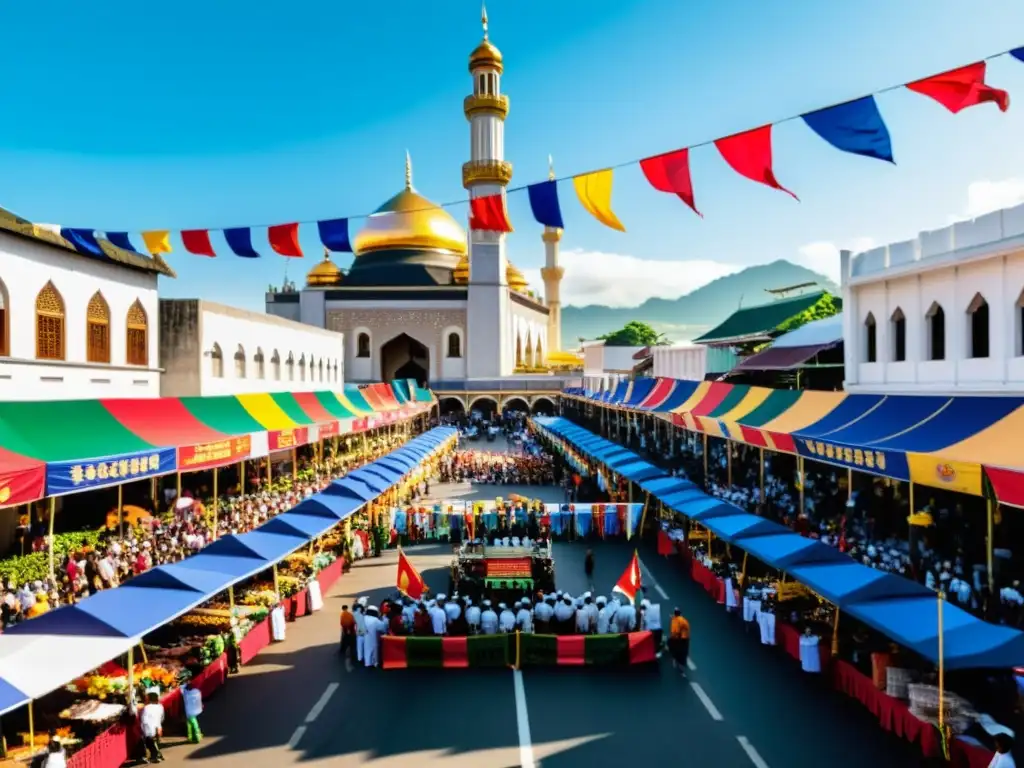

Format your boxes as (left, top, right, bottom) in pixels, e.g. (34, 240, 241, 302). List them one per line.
(530, 396, 556, 416)
(503, 396, 529, 415)
(381, 333, 429, 387)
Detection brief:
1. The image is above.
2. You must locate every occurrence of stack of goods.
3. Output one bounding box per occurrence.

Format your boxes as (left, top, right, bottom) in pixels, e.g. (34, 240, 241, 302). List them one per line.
(907, 683, 977, 733)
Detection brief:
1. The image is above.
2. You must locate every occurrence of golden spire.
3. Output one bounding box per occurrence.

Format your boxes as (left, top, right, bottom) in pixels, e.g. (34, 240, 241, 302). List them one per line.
(548, 155, 555, 181)
(405, 151, 413, 190)
(481, 1, 488, 40)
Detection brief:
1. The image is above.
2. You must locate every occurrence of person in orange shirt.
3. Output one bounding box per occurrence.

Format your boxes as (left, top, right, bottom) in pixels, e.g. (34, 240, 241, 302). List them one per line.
(339, 605, 356, 669)
(668, 608, 690, 676)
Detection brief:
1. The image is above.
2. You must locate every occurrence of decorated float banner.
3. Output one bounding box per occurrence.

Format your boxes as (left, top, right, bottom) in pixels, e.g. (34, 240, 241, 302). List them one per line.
(46, 447, 178, 496)
(178, 435, 253, 471)
(906, 455, 983, 497)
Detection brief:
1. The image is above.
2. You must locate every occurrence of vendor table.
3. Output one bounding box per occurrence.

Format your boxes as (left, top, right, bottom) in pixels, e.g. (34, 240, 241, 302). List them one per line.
(240, 615, 273, 665)
(316, 557, 344, 593)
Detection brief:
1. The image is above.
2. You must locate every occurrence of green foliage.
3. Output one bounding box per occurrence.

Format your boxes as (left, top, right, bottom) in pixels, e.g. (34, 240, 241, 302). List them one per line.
(598, 320, 669, 347)
(774, 293, 840, 335)
(0, 530, 106, 587)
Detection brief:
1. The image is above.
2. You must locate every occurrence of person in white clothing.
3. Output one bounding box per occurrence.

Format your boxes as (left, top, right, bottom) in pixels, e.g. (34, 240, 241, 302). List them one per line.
(596, 597, 613, 634)
(990, 732, 1016, 767)
(641, 598, 663, 655)
(354, 602, 367, 663)
(575, 600, 593, 634)
(498, 603, 517, 632)
(182, 681, 204, 743)
(516, 600, 534, 633)
(614, 600, 637, 633)
(465, 600, 482, 633)
(429, 600, 448, 635)
(42, 738, 67, 768)
(444, 595, 462, 624)
(533, 595, 555, 633)
(363, 607, 384, 667)
(480, 600, 499, 634)
(584, 594, 599, 627)
(138, 690, 165, 763)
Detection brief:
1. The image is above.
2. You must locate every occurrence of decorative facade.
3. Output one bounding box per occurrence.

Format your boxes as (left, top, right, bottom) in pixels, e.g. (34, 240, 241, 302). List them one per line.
(840, 202, 1024, 394)
(0, 208, 170, 400)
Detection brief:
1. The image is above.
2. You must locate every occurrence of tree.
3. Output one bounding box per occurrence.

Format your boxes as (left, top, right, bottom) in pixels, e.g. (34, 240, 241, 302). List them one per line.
(598, 320, 669, 347)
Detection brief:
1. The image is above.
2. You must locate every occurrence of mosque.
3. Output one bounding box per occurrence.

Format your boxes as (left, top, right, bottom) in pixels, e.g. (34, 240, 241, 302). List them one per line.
(263, 7, 579, 412)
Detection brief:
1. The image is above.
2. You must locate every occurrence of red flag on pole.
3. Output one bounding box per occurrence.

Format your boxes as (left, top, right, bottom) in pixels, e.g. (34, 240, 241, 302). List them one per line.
(469, 194, 514, 232)
(268, 222, 304, 257)
(613, 550, 643, 603)
(715, 125, 798, 200)
(640, 148, 702, 216)
(181, 229, 217, 257)
(906, 62, 1009, 114)
(396, 547, 426, 600)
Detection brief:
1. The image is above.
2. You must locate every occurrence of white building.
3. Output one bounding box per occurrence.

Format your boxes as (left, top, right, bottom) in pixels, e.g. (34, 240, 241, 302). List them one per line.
(652, 343, 708, 381)
(582, 341, 646, 391)
(159, 299, 345, 397)
(0, 208, 171, 401)
(841, 203, 1024, 394)
(264, 8, 577, 391)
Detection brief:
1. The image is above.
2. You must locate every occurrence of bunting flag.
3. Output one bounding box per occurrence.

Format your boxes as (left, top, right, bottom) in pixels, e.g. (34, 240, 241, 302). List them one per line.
(527, 180, 564, 228)
(906, 62, 1009, 114)
(181, 229, 216, 257)
(318, 218, 352, 252)
(396, 547, 426, 599)
(802, 97, 894, 163)
(715, 125, 798, 200)
(469, 194, 514, 232)
(573, 169, 625, 231)
(33, 45, 1022, 252)
(612, 550, 642, 603)
(224, 227, 260, 258)
(639, 148, 701, 216)
(269, 222, 303, 257)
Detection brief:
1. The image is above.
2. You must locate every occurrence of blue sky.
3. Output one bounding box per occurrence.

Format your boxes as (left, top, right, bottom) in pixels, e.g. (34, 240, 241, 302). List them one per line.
(2, 0, 1024, 310)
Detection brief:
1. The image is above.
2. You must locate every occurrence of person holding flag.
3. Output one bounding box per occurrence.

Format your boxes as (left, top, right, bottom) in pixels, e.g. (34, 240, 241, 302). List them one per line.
(396, 547, 427, 601)
(612, 551, 642, 632)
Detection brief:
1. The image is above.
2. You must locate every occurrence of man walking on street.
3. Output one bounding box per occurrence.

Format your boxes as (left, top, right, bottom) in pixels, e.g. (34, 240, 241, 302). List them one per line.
(669, 608, 691, 676)
(339, 604, 356, 671)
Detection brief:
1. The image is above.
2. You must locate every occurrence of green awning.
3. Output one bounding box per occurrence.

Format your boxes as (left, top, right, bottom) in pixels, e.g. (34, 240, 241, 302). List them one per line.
(314, 392, 356, 419)
(179, 396, 266, 435)
(694, 291, 837, 345)
(0, 401, 156, 461)
(269, 393, 317, 425)
(343, 385, 374, 413)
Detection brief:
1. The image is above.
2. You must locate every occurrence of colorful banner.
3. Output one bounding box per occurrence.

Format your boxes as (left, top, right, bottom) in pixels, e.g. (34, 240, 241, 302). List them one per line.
(907, 454, 983, 496)
(46, 447, 177, 496)
(268, 427, 309, 452)
(318, 420, 341, 440)
(0, 467, 46, 507)
(36, 48, 1019, 259)
(178, 436, 252, 471)
(793, 437, 910, 481)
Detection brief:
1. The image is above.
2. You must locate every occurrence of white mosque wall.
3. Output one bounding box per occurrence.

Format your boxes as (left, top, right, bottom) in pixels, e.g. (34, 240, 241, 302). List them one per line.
(653, 344, 708, 381)
(0, 230, 161, 400)
(160, 299, 344, 397)
(841, 202, 1024, 395)
(510, 300, 548, 368)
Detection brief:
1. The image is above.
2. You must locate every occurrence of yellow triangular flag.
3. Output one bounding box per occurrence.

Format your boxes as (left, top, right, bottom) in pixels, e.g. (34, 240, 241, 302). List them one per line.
(141, 230, 172, 255)
(573, 169, 625, 232)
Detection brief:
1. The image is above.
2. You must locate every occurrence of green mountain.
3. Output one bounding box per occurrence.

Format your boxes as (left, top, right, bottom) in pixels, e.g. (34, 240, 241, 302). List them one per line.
(561, 259, 838, 346)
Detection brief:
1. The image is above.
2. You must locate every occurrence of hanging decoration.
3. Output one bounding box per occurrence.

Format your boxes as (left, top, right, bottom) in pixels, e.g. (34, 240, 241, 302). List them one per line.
(30, 44, 1022, 260)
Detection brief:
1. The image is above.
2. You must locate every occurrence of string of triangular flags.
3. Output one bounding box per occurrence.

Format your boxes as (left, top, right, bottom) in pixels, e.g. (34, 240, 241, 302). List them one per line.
(44, 48, 1024, 260)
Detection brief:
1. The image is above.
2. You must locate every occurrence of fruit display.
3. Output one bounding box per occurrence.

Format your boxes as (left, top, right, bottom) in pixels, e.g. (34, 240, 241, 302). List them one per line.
(277, 575, 302, 598)
(242, 585, 278, 607)
(174, 613, 233, 635)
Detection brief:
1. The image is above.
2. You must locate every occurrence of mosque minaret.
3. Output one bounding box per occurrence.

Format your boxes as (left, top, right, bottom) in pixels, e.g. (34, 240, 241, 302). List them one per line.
(540, 157, 565, 356)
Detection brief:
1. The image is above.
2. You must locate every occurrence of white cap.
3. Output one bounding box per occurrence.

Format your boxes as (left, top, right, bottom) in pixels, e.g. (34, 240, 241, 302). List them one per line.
(437, 593, 446, 601)
(641, 599, 651, 608)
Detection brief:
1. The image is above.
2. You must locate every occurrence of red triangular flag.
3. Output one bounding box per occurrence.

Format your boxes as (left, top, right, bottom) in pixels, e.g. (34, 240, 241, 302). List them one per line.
(906, 62, 1009, 114)
(640, 148, 702, 216)
(715, 125, 798, 200)
(469, 194, 514, 232)
(181, 229, 216, 257)
(396, 547, 426, 600)
(612, 550, 643, 603)
(269, 222, 303, 257)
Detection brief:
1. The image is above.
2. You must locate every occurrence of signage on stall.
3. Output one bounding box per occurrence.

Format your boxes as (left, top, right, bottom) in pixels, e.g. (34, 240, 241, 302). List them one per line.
(47, 447, 177, 496)
(178, 436, 252, 471)
(269, 427, 309, 452)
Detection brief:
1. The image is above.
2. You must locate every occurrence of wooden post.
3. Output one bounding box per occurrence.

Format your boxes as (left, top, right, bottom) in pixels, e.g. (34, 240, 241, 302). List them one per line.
(126, 646, 135, 709)
(272, 563, 281, 600)
(798, 456, 805, 517)
(759, 447, 765, 506)
(149, 476, 158, 513)
(239, 460, 245, 496)
(212, 467, 219, 540)
(987, 498, 995, 595)
(47, 497, 56, 585)
(175, 471, 182, 502)
(117, 484, 124, 540)
(27, 701, 34, 755)
(831, 608, 840, 657)
(291, 447, 298, 486)
(702, 433, 709, 489)
(938, 591, 948, 759)
(847, 467, 853, 503)
(266, 456, 272, 486)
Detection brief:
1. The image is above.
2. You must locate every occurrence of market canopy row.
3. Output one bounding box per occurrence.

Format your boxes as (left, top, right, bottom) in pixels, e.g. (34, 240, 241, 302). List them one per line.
(0, 379, 436, 506)
(0, 425, 459, 716)
(533, 416, 1024, 670)
(563, 378, 1024, 506)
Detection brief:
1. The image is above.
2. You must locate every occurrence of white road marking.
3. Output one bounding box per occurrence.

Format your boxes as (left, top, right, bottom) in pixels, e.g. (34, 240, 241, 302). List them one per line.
(687, 657, 697, 671)
(637, 556, 669, 600)
(305, 682, 339, 723)
(737, 736, 770, 768)
(690, 682, 723, 721)
(512, 670, 537, 768)
(287, 725, 307, 749)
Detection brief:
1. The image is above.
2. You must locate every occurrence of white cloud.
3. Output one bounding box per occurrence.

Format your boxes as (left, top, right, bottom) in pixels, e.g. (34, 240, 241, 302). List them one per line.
(963, 178, 1024, 219)
(522, 248, 741, 308)
(793, 237, 876, 283)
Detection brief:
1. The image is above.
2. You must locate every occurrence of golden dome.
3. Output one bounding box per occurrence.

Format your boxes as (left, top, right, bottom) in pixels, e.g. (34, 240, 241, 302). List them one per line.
(506, 262, 528, 293)
(306, 249, 344, 287)
(469, 4, 503, 73)
(454, 253, 469, 284)
(353, 154, 468, 257)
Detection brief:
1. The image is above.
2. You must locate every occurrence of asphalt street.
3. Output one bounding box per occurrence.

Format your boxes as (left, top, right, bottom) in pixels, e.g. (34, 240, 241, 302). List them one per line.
(157, 534, 923, 767)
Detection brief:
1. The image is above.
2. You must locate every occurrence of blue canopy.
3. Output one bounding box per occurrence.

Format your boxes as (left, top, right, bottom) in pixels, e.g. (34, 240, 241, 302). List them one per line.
(661, 488, 709, 510)
(127, 563, 236, 595)
(326, 476, 379, 502)
(380, 454, 416, 472)
(788, 562, 933, 605)
(729, 534, 849, 570)
(232, 530, 309, 563)
(360, 463, 404, 484)
(0, 680, 29, 719)
(615, 461, 665, 483)
(703, 513, 787, 542)
(344, 469, 391, 494)
(640, 477, 692, 495)
(289, 494, 362, 521)
(262, 512, 338, 540)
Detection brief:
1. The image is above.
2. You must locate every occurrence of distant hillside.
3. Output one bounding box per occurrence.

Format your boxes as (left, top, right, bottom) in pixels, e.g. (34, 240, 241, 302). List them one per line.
(561, 260, 838, 346)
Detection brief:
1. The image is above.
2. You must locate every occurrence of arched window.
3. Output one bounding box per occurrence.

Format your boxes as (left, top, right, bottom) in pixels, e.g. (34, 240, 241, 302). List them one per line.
(890, 307, 906, 362)
(126, 300, 149, 366)
(234, 344, 246, 378)
(85, 291, 110, 363)
(0, 277, 8, 357)
(334, 361, 340, 382)
(525, 336, 534, 368)
(210, 343, 224, 377)
(298, 354, 307, 381)
(35, 281, 65, 361)
(863, 313, 877, 363)
(967, 292, 990, 359)
(271, 349, 281, 380)
(286, 353, 295, 381)
(926, 302, 945, 361)
(357, 333, 371, 358)
(447, 332, 462, 358)
(254, 347, 265, 379)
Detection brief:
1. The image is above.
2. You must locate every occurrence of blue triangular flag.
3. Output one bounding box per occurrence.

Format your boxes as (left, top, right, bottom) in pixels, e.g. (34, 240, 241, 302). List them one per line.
(527, 180, 564, 229)
(105, 231, 140, 253)
(223, 227, 260, 258)
(318, 218, 352, 252)
(1011, 48, 1024, 64)
(802, 96, 894, 163)
(60, 228, 106, 258)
